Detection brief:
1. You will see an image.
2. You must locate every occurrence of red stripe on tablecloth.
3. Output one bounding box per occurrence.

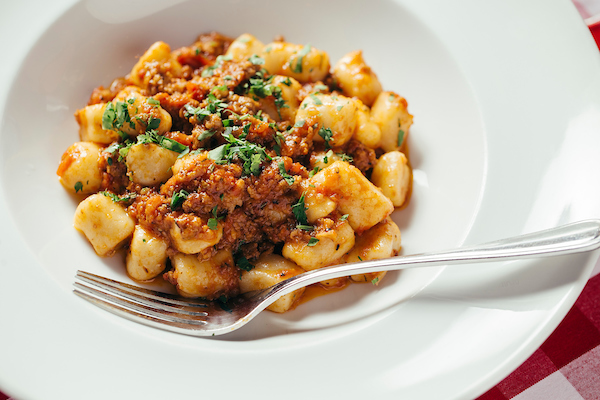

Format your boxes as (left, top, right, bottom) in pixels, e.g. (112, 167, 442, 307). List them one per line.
(496, 349, 558, 397)
(476, 387, 509, 400)
(477, 273, 600, 399)
(540, 306, 600, 369)
(588, 21, 600, 49)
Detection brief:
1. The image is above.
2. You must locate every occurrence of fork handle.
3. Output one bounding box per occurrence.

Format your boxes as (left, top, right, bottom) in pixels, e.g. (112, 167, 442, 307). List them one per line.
(263, 219, 600, 297)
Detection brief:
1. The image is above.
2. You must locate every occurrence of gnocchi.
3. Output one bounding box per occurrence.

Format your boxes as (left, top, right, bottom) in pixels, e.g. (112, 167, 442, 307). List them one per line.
(58, 32, 415, 312)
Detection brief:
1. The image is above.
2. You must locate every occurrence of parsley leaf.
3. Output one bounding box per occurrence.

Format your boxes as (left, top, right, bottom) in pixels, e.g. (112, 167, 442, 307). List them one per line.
(273, 132, 285, 156)
(207, 131, 271, 177)
(170, 189, 189, 210)
(136, 130, 188, 153)
(74, 181, 83, 193)
(248, 54, 265, 65)
(309, 165, 321, 178)
(102, 101, 132, 132)
(146, 98, 160, 106)
(197, 130, 215, 142)
(309, 93, 322, 105)
(336, 152, 353, 162)
(398, 129, 405, 147)
(307, 237, 320, 247)
(292, 44, 311, 73)
(318, 127, 333, 148)
(100, 191, 136, 203)
(278, 160, 295, 185)
(292, 193, 308, 226)
(207, 217, 219, 230)
(235, 255, 255, 272)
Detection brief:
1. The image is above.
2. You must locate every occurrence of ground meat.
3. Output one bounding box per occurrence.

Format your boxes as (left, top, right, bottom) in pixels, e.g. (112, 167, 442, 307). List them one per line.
(128, 191, 174, 240)
(243, 159, 305, 243)
(280, 124, 315, 160)
(100, 153, 129, 193)
(217, 207, 263, 254)
(173, 32, 234, 69)
(161, 153, 247, 215)
(344, 139, 377, 173)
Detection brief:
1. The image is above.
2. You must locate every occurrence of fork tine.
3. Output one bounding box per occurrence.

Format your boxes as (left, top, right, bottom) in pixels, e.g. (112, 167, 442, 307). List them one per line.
(75, 270, 209, 316)
(74, 281, 209, 325)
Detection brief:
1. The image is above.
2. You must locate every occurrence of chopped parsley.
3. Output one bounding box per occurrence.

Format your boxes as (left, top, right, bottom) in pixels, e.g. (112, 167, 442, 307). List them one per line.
(207, 130, 271, 177)
(309, 166, 321, 178)
(292, 193, 308, 226)
(318, 127, 333, 148)
(102, 101, 134, 132)
(170, 189, 189, 210)
(100, 191, 136, 203)
(206, 205, 222, 230)
(371, 277, 379, 285)
(292, 44, 311, 73)
(309, 93, 322, 105)
(146, 98, 160, 107)
(183, 93, 228, 120)
(74, 181, 83, 193)
(398, 129, 405, 147)
(136, 130, 189, 153)
(207, 218, 219, 230)
(307, 237, 320, 247)
(145, 116, 161, 131)
(273, 132, 285, 156)
(248, 54, 265, 65)
(235, 254, 255, 272)
(241, 70, 288, 115)
(336, 152, 353, 162)
(278, 160, 295, 185)
(197, 129, 216, 142)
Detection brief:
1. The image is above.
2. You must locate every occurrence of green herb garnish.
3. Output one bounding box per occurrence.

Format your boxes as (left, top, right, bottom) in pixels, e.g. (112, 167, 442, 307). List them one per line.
(318, 127, 333, 148)
(100, 191, 136, 203)
(292, 193, 308, 226)
(307, 237, 320, 247)
(207, 130, 271, 177)
(170, 189, 189, 210)
(397, 129, 405, 147)
(235, 255, 255, 272)
(278, 160, 295, 185)
(292, 44, 311, 73)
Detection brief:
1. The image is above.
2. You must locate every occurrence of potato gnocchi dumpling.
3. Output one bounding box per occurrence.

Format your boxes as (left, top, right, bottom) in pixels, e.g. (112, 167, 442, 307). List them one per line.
(239, 254, 306, 313)
(58, 31, 415, 311)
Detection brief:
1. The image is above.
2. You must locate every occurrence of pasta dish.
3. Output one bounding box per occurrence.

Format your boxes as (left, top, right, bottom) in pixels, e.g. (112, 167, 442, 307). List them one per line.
(57, 32, 413, 312)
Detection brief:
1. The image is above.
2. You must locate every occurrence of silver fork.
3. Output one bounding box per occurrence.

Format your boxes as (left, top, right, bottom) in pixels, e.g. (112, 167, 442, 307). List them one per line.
(74, 219, 600, 337)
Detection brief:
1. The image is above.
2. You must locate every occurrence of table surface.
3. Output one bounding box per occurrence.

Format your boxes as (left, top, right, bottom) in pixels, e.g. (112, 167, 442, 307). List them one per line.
(1, 1, 600, 399)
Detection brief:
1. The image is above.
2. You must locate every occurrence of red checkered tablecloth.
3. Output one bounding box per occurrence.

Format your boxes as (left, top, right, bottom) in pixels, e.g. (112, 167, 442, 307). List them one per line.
(1, 2, 599, 400)
(476, 267, 600, 400)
